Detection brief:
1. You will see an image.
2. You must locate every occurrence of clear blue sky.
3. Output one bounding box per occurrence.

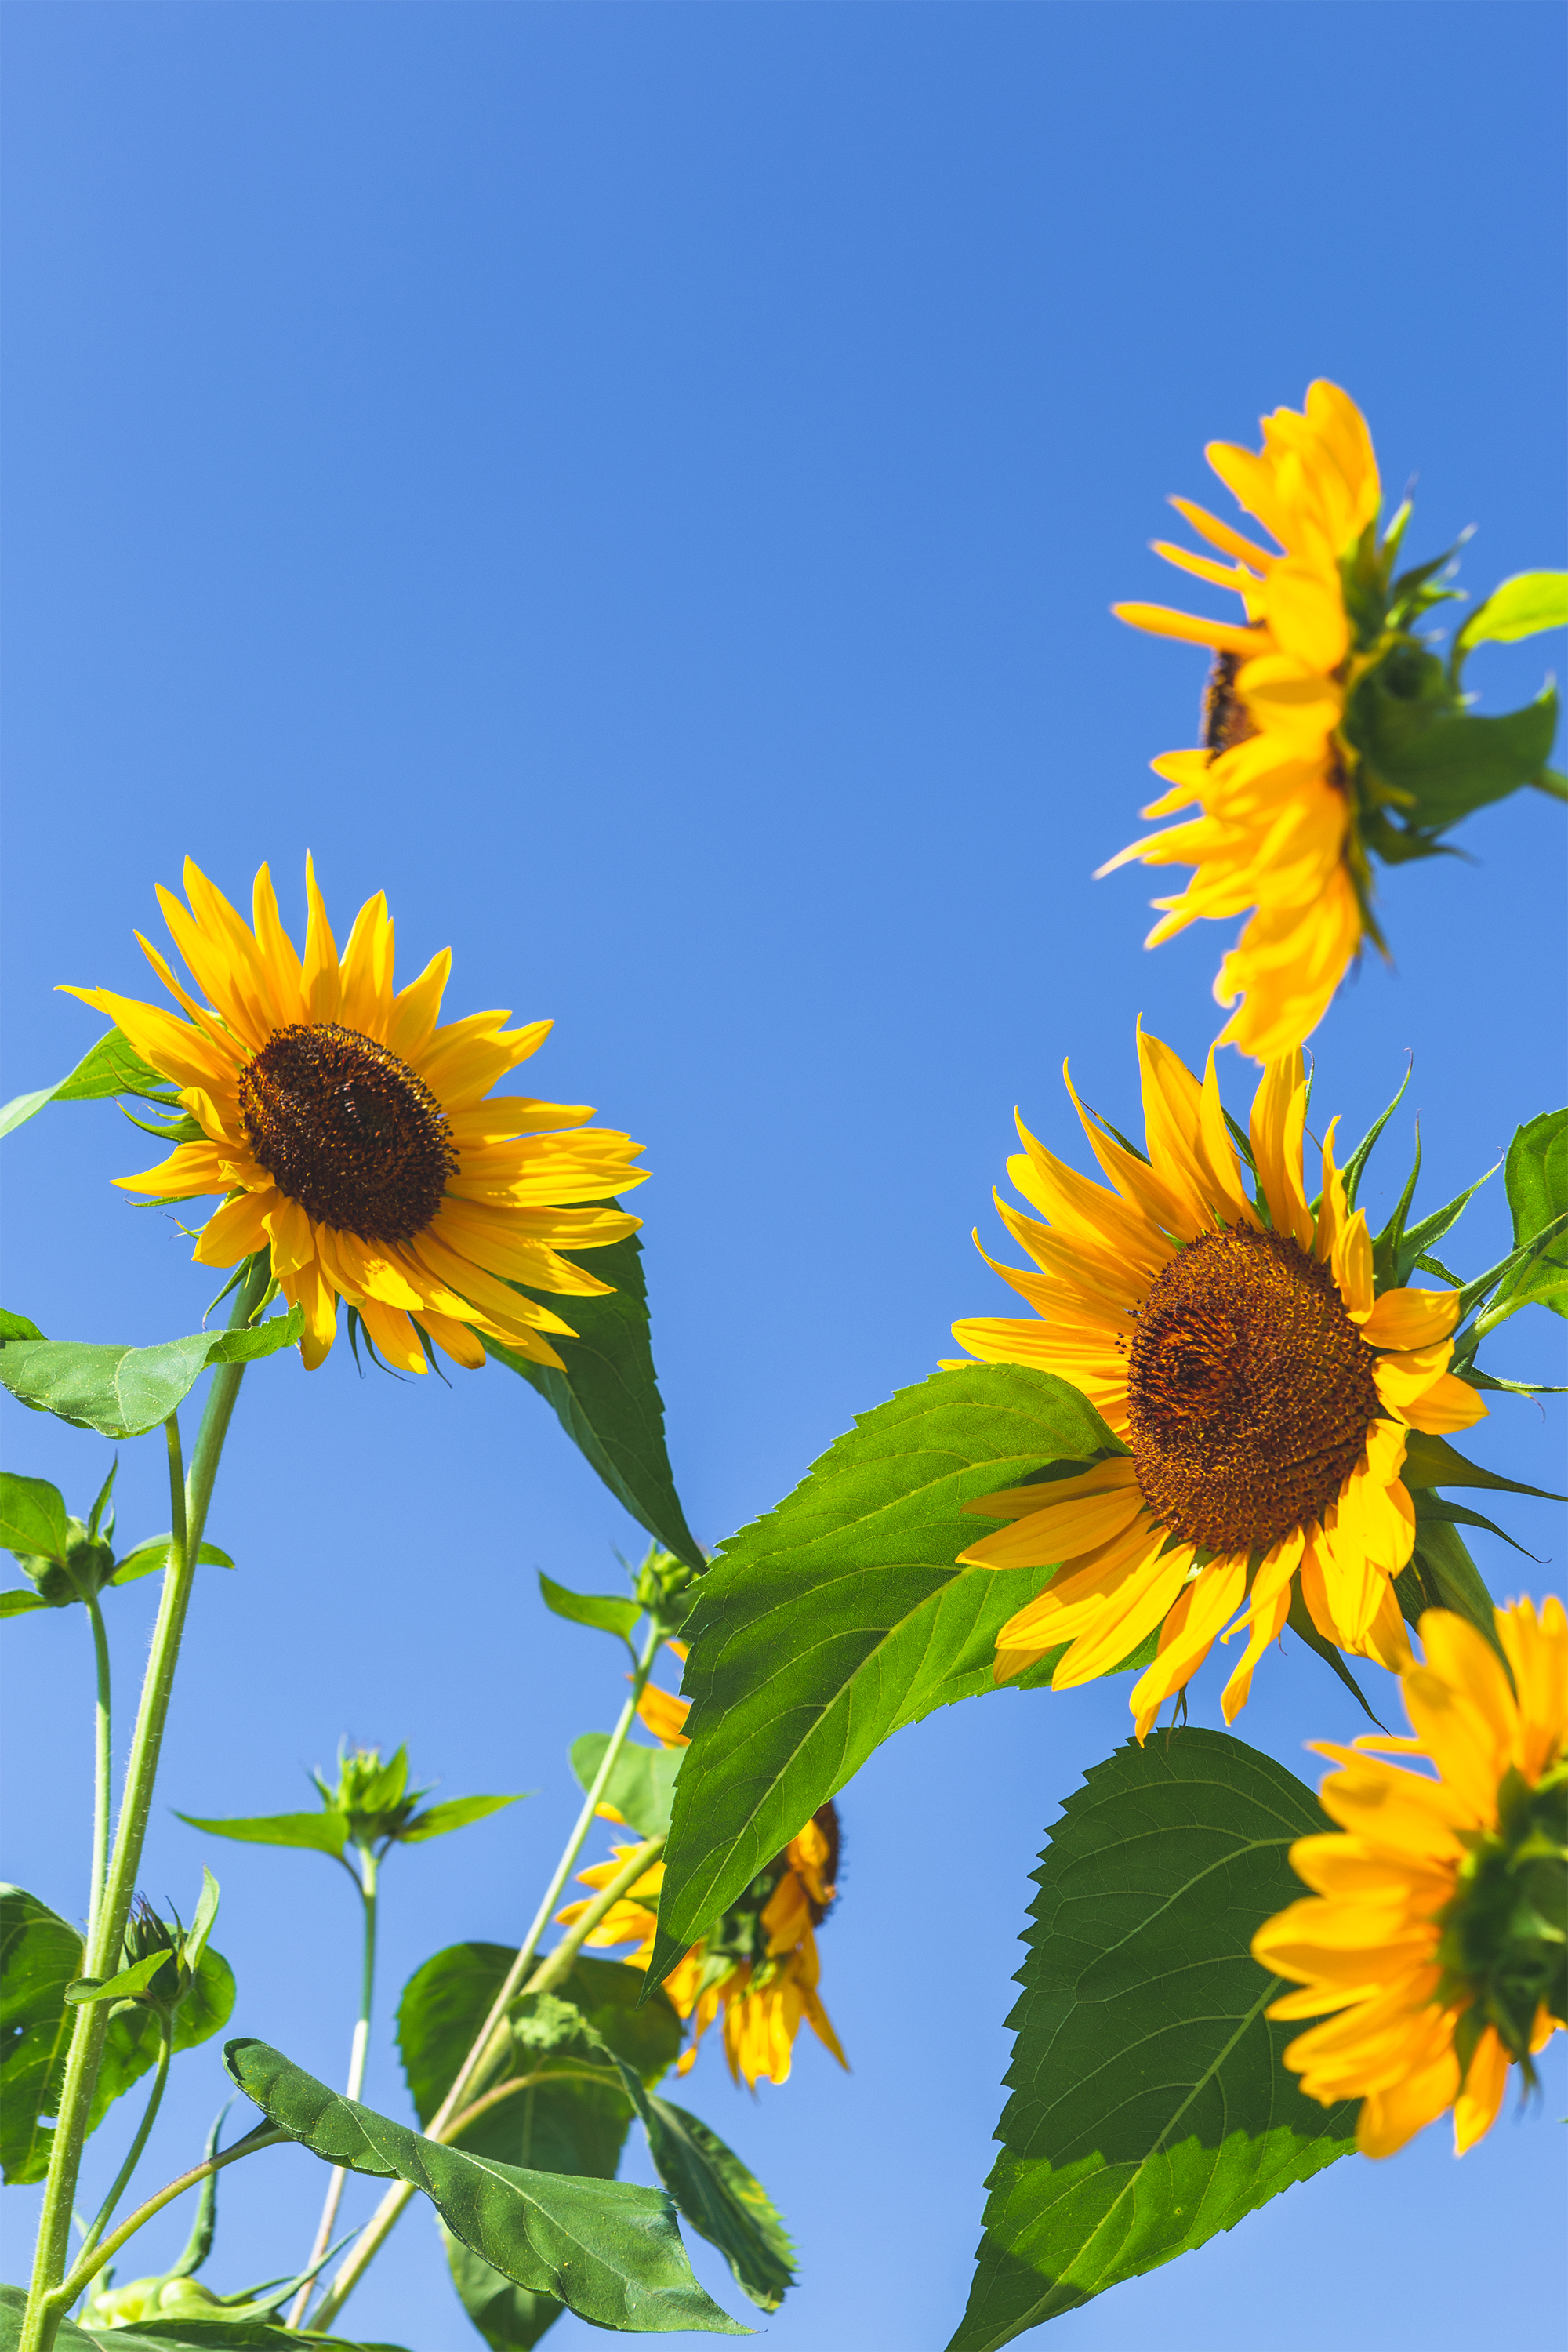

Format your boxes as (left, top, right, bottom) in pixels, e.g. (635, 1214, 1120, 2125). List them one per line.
(2, 6, 1564, 2347)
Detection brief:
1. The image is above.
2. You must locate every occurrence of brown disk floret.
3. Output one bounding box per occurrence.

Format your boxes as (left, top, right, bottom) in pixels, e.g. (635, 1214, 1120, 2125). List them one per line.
(1126, 1225, 1381, 1554)
(238, 1022, 457, 1245)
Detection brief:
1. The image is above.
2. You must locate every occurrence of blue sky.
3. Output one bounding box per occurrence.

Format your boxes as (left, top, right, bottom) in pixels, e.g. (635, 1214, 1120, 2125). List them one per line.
(2, 5, 1564, 2348)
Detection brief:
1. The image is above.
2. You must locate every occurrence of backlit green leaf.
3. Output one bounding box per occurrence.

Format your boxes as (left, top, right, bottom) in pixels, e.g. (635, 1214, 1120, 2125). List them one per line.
(176, 1811, 350, 1860)
(0, 1313, 303, 1440)
(946, 1730, 1354, 2352)
(1490, 1109, 1568, 1323)
(615, 2067, 795, 2314)
(0, 2283, 408, 2352)
(649, 1364, 1121, 1987)
(112, 1538, 235, 1586)
(0, 1473, 70, 1565)
(487, 1219, 703, 1573)
(0, 1590, 52, 1619)
(223, 2038, 742, 2335)
(400, 1795, 527, 1844)
(1454, 569, 1568, 662)
(0, 1029, 176, 1142)
(571, 1737, 681, 1839)
(538, 1574, 641, 1647)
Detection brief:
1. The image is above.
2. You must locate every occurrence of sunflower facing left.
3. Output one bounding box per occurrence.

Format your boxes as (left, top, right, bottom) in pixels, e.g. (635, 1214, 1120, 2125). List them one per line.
(65, 857, 646, 1373)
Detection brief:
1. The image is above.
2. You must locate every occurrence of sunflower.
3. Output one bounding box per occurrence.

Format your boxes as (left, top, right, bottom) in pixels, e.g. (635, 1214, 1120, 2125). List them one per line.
(64, 858, 646, 1374)
(1252, 1599, 1566, 2158)
(557, 1802, 848, 2090)
(951, 1025, 1486, 1737)
(1102, 381, 1381, 1062)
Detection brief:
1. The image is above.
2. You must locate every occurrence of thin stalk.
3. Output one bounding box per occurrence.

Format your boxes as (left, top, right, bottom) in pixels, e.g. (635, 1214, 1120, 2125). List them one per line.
(285, 1848, 379, 2330)
(82, 1596, 113, 1947)
(47, 2126, 288, 2321)
(74, 2018, 173, 2269)
(20, 1261, 266, 2352)
(311, 1624, 667, 2332)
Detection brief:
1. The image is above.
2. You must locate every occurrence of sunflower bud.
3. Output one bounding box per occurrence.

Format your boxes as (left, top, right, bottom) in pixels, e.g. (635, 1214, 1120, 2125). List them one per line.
(16, 1518, 117, 1609)
(633, 1545, 699, 1628)
(118, 1898, 185, 2007)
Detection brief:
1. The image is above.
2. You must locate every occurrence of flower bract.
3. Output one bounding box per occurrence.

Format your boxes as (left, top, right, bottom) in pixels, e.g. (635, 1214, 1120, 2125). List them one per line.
(65, 858, 646, 1373)
(952, 1026, 1486, 1734)
(1252, 1598, 1566, 2157)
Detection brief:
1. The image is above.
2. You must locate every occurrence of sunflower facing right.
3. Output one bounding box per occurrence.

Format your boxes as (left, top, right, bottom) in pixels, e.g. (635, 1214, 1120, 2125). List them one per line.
(952, 1026, 1492, 1737)
(1103, 382, 1566, 1062)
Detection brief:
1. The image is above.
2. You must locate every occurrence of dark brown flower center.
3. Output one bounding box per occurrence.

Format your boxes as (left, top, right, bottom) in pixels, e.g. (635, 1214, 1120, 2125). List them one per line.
(238, 1022, 456, 1244)
(1125, 1225, 1381, 1554)
(1203, 651, 1257, 754)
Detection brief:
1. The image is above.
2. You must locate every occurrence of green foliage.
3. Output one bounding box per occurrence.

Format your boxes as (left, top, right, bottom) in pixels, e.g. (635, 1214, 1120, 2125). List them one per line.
(0, 1887, 234, 2187)
(400, 1795, 525, 1845)
(445, 2234, 564, 2352)
(538, 1573, 641, 1652)
(176, 1812, 351, 1860)
(486, 1221, 703, 1573)
(614, 2068, 796, 2314)
(571, 1737, 681, 1839)
(111, 1538, 235, 1587)
(649, 1364, 1123, 1986)
(947, 1731, 1356, 2352)
(179, 1745, 523, 1862)
(0, 1473, 70, 1562)
(0, 1313, 303, 1440)
(1454, 569, 1568, 665)
(0, 2285, 410, 2352)
(0, 1029, 176, 1142)
(1401, 1428, 1564, 1504)
(1346, 618, 1562, 848)
(1492, 1109, 1568, 1323)
(223, 2038, 742, 2336)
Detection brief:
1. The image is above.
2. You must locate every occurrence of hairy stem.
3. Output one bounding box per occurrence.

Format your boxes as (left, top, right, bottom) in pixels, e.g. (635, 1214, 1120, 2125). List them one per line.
(49, 2125, 289, 2317)
(285, 1848, 379, 2330)
(20, 1259, 267, 2352)
(311, 1624, 667, 2332)
(84, 1596, 113, 1948)
(75, 2017, 173, 2270)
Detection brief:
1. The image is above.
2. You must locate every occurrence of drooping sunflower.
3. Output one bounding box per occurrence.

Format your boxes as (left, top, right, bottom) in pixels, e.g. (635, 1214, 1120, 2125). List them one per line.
(1253, 1598, 1566, 2158)
(65, 858, 646, 1374)
(1102, 381, 1379, 1062)
(558, 1787, 848, 2091)
(951, 1025, 1486, 1737)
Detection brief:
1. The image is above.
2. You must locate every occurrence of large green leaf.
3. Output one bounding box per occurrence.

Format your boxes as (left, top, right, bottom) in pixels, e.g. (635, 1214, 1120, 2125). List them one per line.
(947, 1730, 1355, 2352)
(1490, 1109, 1568, 1323)
(648, 1364, 1122, 1986)
(0, 1029, 176, 1141)
(615, 2069, 795, 2315)
(0, 1313, 303, 1440)
(486, 1221, 703, 1573)
(0, 1887, 234, 2186)
(1360, 684, 1559, 830)
(223, 2039, 742, 2336)
(0, 2286, 408, 2352)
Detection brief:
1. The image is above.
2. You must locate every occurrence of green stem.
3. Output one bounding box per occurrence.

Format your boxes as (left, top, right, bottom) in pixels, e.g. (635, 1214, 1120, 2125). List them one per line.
(20, 1260, 266, 2352)
(310, 1621, 668, 2332)
(84, 1597, 113, 1950)
(285, 1849, 379, 2331)
(74, 2016, 173, 2270)
(49, 2125, 288, 2318)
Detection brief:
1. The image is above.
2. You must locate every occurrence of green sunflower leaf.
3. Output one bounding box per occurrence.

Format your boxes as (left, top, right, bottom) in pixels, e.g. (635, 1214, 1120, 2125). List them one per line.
(223, 2037, 741, 2336)
(0, 2285, 410, 2352)
(175, 1809, 350, 1858)
(945, 1729, 1355, 2352)
(0, 1473, 71, 1565)
(0, 1312, 303, 1440)
(0, 1887, 234, 2186)
(647, 1363, 1123, 1991)
(1454, 569, 1568, 666)
(614, 2067, 797, 2314)
(1359, 683, 1559, 833)
(0, 1029, 177, 1142)
(488, 1219, 703, 1574)
(399, 1794, 527, 1844)
(571, 1734, 681, 1840)
(537, 1573, 641, 1649)
(1489, 1108, 1568, 1324)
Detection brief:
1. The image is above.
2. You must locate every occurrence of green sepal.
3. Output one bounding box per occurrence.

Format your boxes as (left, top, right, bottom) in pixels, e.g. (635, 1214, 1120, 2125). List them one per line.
(946, 1730, 1355, 2351)
(1410, 1518, 1501, 1650)
(1400, 1428, 1565, 1504)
